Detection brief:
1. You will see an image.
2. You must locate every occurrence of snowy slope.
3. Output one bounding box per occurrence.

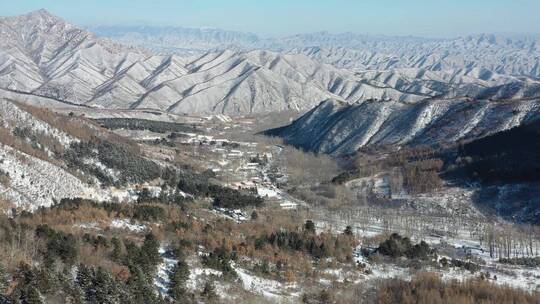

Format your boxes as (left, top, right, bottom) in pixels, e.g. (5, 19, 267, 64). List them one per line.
(265, 98, 540, 154)
(0, 98, 155, 210)
(0, 144, 101, 210)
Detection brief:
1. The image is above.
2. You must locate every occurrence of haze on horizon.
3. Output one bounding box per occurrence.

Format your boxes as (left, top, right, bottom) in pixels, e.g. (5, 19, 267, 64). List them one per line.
(1, 0, 540, 38)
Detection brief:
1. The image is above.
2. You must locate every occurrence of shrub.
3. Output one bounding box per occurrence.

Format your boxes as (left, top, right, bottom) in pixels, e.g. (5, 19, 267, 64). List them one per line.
(212, 186, 264, 209)
(94, 118, 197, 134)
(176, 170, 263, 208)
(448, 259, 482, 273)
(202, 246, 237, 279)
(254, 228, 355, 261)
(377, 273, 540, 304)
(499, 257, 540, 268)
(35, 225, 78, 265)
(376, 233, 435, 260)
(132, 205, 165, 222)
(401, 159, 443, 194)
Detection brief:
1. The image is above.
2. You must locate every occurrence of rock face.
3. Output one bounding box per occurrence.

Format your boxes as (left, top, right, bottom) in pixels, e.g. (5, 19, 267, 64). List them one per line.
(1, 10, 540, 115)
(265, 98, 540, 155)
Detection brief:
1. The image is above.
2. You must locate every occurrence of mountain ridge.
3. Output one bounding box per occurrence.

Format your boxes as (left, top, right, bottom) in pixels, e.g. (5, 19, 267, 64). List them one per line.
(264, 98, 540, 155)
(1, 10, 540, 115)
(92, 23, 540, 79)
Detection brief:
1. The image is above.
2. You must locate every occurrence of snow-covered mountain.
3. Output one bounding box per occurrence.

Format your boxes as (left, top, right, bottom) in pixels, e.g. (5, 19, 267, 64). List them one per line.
(93, 26, 540, 80)
(265, 98, 540, 155)
(1, 10, 540, 116)
(286, 33, 540, 78)
(91, 25, 262, 55)
(315, 34, 540, 79)
(0, 10, 405, 114)
(0, 10, 334, 113)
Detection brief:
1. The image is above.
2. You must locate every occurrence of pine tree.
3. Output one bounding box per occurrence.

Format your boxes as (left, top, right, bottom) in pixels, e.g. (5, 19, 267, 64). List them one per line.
(141, 233, 161, 272)
(168, 260, 190, 301)
(56, 268, 84, 304)
(36, 266, 58, 295)
(9, 288, 23, 304)
(116, 282, 135, 304)
(10, 264, 42, 304)
(111, 237, 123, 262)
(16, 263, 36, 287)
(201, 280, 217, 302)
(127, 267, 158, 304)
(24, 286, 43, 304)
(258, 260, 270, 274)
(0, 263, 9, 295)
(93, 267, 119, 304)
(75, 264, 93, 299)
(66, 283, 85, 304)
(344, 226, 354, 236)
(304, 220, 316, 234)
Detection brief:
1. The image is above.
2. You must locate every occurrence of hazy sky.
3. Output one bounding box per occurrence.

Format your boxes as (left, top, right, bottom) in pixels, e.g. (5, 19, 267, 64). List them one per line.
(2, 0, 539, 37)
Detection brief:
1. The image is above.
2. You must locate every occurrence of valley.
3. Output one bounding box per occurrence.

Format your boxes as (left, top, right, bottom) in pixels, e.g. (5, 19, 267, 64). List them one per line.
(63, 106, 540, 300)
(0, 8, 539, 304)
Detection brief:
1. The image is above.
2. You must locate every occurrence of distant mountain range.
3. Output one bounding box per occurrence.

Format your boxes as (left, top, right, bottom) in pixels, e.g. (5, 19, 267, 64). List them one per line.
(90, 25, 263, 55)
(0, 9, 539, 116)
(94, 25, 540, 80)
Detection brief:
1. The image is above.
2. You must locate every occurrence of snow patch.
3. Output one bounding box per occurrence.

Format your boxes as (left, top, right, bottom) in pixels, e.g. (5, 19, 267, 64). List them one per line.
(109, 219, 146, 232)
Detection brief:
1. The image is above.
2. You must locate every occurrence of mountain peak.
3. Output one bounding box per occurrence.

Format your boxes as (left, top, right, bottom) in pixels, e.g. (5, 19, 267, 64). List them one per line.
(22, 8, 63, 24)
(28, 8, 55, 17)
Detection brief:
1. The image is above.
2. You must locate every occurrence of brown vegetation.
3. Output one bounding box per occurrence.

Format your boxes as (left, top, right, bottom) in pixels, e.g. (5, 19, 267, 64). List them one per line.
(14, 102, 97, 140)
(334, 145, 444, 195)
(377, 272, 540, 304)
(0, 127, 60, 166)
(279, 146, 340, 187)
(401, 158, 444, 194)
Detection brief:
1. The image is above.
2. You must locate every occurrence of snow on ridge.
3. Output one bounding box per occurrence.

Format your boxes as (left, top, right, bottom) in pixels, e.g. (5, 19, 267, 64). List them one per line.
(0, 98, 77, 147)
(272, 98, 540, 155)
(3, 11, 540, 115)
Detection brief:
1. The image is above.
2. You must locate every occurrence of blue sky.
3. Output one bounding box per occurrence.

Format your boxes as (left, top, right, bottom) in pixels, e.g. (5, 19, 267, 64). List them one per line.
(2, 0, 539, 37)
